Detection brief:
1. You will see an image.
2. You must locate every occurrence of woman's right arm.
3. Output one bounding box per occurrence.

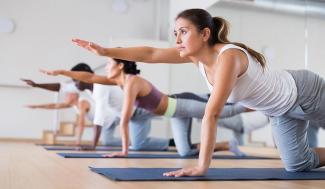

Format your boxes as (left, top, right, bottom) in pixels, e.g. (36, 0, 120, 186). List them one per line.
(72, 38, 192, 64)
(40, 70, 116, 85)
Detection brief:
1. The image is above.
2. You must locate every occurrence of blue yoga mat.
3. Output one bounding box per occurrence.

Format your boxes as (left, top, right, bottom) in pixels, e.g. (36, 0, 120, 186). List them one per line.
(45, 146, 112, 151)
(57, 153, 278, 159)
(45, 146, 176, 152)
(89, 167, 325, 181)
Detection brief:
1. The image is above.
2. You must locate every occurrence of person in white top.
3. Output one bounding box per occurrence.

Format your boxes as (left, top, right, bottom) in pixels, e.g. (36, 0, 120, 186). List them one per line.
(23, 75, 91, 145)
(68, 8, 325, 176)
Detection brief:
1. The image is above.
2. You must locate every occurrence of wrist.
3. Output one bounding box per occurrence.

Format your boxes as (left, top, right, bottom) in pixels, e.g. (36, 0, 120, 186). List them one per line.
(196, 165, 208, 174)
(102, 48, 108, 56)
(59, 70, 66, 75)
(198, 161, 210, 172)
(122, 148, 128, 154)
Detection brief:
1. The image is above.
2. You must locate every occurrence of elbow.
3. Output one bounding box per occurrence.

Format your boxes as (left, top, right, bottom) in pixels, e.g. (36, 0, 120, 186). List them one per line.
(202, 110, 222, 126)
(204, 110, 221, 120)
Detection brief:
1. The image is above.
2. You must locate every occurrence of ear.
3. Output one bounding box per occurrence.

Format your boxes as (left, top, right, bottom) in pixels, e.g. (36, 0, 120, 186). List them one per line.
(118, 63, 124, 70)
(201, 28, 211, 42)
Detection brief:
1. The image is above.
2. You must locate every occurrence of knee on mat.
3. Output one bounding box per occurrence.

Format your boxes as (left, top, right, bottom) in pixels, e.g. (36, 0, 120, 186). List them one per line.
(284, 159, 314, 172)
(178, 151, 190, 157)
(130, 141, 147, 150)
(102, 138, 120, 147)
(177, 148, 198, 157)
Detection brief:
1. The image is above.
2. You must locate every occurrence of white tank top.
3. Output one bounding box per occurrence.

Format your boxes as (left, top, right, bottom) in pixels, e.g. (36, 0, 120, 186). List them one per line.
(74, 89, 95, 121)
(198, 44, 297, 116)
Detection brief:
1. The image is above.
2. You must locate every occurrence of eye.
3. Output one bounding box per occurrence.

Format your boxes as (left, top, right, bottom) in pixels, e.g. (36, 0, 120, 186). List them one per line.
(180, 29, 187, 35)
(173, 31, 177, 37)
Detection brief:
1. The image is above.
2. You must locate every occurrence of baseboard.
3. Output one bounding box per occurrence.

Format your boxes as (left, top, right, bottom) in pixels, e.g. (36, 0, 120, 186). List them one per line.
(0, 137, 41, 143)
(0, 137, 99, 145)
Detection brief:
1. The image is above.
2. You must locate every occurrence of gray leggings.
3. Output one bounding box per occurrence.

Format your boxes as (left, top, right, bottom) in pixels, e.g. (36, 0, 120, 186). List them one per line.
(170, 94, 246, 156)
(270, 70, 325, 172)
(173, 97, 246, 119)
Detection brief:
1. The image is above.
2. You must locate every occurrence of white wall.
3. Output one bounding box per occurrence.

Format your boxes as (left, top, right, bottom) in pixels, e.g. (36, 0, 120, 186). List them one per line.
(0, 0, 160, 85)
(0, 0, 165, 139)
(0, 87, 56, 138)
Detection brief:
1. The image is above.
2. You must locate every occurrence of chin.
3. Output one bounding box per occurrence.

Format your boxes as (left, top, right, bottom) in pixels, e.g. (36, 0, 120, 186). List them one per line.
(179, 51, 188, 58)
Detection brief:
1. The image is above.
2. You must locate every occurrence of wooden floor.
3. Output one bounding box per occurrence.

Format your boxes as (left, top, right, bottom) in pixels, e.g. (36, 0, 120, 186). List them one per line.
(1, 142, 324, 189)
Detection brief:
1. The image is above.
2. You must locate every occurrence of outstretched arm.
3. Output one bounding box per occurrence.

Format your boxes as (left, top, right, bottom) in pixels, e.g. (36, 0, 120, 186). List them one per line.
(72, 38, 192, 64)
(26, 102, 71, 109)
(21, 79, 60, 91)
(40, 69, 116, 85)
(26, 92, 77, 109)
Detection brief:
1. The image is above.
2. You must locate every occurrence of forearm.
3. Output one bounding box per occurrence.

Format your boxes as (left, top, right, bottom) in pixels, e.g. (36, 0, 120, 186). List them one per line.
(34, 83, 60, 91)
(60, 70, 114, 85)
(120, 123, 129, 154)
(76, 115, 86, 144)
(31, 103, 69, 109)
(92, 125, 102, 147)
(198, 114, 217, 170)
(103, 46, 156, 63)
(102, 46, 188, 64)
(60, 70, 94, 83)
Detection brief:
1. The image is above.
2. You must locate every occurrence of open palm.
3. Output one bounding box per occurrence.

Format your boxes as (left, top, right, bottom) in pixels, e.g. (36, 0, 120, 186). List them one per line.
(72, 38, 106, 56)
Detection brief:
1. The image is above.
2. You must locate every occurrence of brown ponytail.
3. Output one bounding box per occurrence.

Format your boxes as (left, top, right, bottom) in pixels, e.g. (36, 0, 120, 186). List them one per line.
(177, 9, 266, 68)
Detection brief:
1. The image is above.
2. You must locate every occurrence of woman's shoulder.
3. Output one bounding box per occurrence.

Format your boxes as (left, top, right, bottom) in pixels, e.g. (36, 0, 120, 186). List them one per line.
(125, 75, 150, 89)
(216, 44, 248, 63)
(126, 75, 144, 83)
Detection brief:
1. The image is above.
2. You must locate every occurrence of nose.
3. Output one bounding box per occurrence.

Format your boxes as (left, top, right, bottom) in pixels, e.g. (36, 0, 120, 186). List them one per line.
(175, 33, 182, 44)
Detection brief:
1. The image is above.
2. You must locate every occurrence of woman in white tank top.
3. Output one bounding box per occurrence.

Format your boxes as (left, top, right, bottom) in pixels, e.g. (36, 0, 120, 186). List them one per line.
(70, 9, 325, 176)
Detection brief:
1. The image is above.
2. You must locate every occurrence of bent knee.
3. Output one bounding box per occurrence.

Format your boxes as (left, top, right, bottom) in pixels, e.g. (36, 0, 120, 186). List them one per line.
(130, 141, 146, 150)
(284, 158, 318, 172)
(177, 149, 198, 157)
(102, 138, 121, 146)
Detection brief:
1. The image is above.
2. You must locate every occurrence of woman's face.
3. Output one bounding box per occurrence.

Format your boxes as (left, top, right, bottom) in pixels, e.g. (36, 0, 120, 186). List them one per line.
(174, 17, 206, 57)
(74, 80, 88, 91)
(105, 58, 122, 78)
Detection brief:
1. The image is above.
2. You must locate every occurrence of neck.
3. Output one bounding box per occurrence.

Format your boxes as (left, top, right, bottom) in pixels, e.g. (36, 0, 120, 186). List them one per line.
(84, 83, 94, 92)
(191, 43, 223, 67)
(111, 72, 127, 88)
